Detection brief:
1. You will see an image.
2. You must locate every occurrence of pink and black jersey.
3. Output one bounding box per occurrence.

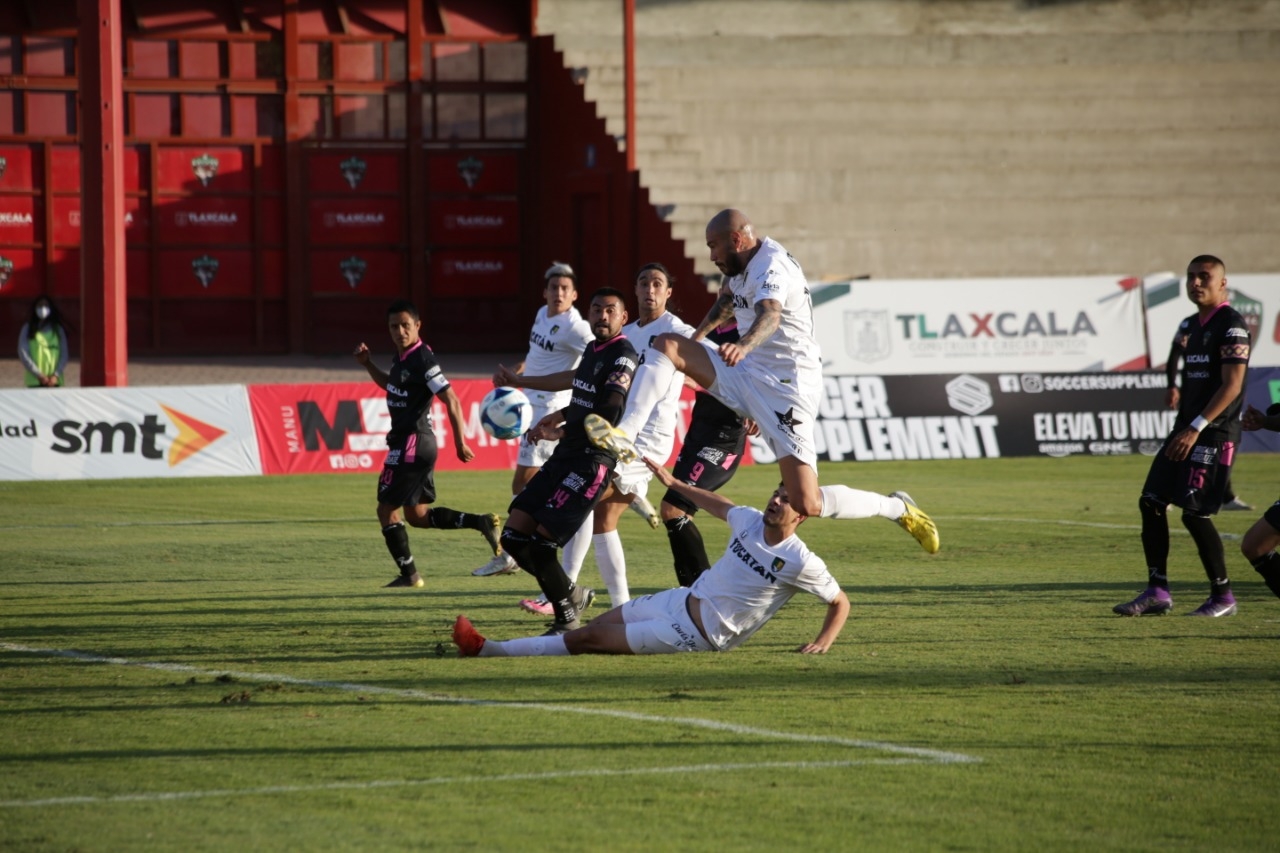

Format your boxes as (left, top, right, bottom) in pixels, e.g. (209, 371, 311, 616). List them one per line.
(1171, 305, 1251, 441)
(555, 333, 639, 458)
(385, 341, 450, 449)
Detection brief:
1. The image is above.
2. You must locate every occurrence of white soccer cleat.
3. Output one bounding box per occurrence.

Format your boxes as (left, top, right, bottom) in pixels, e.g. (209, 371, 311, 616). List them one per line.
(628, 493, 662, 530)
(472, 553, 519, 577)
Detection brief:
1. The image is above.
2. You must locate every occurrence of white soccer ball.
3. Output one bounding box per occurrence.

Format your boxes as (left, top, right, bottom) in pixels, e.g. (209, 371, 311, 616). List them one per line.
(480, 386, 532, 440)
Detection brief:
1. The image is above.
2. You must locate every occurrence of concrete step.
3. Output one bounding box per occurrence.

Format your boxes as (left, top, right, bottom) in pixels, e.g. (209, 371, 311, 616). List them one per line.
(541, 0, 1279, 40)
(573, 60, 1280, 107)
(635, 162, 1280, 204)
(555, 29, 1280, 69)
(691, 127, 1280, 167)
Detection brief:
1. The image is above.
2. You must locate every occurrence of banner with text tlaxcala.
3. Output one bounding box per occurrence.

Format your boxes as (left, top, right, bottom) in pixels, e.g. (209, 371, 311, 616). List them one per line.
(0, 385, 262, 481)
(246, 379, 728, 476)
(812, 275, 1148, 376)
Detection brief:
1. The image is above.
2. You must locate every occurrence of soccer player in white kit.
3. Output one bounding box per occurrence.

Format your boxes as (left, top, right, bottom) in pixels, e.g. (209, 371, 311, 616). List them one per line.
(472, 262, 594, 577)
(495, 262, 695, 609)
(586, 209, 939, 555)
(452, 455, 850, 657)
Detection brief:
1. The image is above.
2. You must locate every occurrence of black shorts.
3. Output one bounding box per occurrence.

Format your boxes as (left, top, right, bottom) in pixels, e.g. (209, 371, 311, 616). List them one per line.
(376, 437, 439, 507)
(1264, 499, 1280, 533)
(1142, 434, 1238, 515)
(662, 421, 747, 515)
(509, 452, 615, 545)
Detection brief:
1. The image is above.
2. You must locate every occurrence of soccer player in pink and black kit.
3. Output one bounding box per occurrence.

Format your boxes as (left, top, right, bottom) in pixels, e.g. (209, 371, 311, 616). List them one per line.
(353, 300, 502, 588)
(1114, 255, 1252, 617)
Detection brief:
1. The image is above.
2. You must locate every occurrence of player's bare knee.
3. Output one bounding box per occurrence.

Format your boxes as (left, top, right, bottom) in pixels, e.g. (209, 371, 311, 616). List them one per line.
(652, 333, 682, 359)
(795, 491, 824, 518)
(659, 502, 684, 523)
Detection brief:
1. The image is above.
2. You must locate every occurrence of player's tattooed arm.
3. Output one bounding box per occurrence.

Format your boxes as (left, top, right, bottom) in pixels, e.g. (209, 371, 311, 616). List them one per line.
(691, 283, 736, 342)
(716, 299, 781, 367)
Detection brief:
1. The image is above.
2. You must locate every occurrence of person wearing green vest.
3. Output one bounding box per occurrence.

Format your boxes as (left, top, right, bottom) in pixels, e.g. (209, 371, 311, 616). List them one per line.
(18, 296, 69, 388)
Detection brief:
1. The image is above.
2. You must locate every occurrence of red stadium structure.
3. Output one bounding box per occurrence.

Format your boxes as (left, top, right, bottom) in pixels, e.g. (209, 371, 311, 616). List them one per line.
(0, 0, 703, 383)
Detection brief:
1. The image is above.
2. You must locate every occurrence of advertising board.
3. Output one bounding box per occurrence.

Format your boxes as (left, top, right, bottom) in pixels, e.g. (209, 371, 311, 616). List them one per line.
(0, 385, 262, 481)
(812, 276, 1148, 376)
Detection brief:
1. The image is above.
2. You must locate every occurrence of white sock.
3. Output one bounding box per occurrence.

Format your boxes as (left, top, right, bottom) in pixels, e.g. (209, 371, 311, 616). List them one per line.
(616, 350, 677, 438)
(562, 513, 593, 583)
(482, 635, 570, 657)
(819, 485, 905, 520)
(594, 530, 630, 605)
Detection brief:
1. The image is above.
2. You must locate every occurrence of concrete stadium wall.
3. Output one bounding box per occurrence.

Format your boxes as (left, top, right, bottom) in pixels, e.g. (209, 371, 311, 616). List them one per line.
(537, 0, 1280, 281)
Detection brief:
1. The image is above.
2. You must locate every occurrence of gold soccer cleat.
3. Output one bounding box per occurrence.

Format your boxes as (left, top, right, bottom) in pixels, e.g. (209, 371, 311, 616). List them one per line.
(584, 414, 638, 464)
(890, 491, 939, 554)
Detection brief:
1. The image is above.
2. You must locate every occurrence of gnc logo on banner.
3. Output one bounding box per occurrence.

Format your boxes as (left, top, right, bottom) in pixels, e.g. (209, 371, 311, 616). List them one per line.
(48, 405, 226, 466)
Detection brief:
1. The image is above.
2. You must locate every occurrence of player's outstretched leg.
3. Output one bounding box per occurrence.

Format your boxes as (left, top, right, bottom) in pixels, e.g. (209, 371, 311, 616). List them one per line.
(890, 491, 940, 555)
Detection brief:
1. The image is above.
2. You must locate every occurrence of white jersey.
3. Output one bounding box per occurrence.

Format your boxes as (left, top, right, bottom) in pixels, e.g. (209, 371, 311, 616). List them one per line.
(520, 305, 593, 408)
(623, 310, 697, 461)
(690, 506, 841, 651)
(725, 237, 821, 375)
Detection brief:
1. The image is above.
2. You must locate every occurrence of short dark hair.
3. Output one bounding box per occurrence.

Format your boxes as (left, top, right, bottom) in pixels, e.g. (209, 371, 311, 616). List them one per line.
(592, 287, 627, 304)
(636, 261, 674, 286)
(387, 299, 419, 320)
(1189, 254, 1226, 272)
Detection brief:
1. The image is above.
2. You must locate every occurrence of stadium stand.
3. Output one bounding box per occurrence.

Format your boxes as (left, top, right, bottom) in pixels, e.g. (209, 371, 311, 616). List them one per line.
(537, 0, 1280, 281)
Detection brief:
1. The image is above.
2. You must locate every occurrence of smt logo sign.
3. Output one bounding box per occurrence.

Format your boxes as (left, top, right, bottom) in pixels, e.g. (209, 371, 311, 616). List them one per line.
(49, 405, 226, 467)
(0, 385, 262, 481)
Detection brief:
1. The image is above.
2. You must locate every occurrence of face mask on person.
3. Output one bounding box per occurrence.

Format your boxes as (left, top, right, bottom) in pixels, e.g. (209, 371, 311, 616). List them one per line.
(35, 305, 51, 321)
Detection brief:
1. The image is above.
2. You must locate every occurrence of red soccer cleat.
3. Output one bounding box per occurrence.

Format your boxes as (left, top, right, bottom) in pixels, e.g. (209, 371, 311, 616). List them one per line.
(452, 615, 487, 657)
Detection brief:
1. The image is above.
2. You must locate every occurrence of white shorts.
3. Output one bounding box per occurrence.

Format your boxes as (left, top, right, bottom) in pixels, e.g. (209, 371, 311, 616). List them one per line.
(708, 356, 820, 468)
(621, 588, 714, 654)
(516, 397, 564, 468)
(611, 457, 653, 499)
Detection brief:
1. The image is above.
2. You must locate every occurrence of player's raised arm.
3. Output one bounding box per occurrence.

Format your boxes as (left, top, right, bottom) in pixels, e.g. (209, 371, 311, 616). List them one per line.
(691, 282, 735, 342)
(643, 457, 735, 522)
(353, 342, 389, 389)
(504, 368, 576, 393)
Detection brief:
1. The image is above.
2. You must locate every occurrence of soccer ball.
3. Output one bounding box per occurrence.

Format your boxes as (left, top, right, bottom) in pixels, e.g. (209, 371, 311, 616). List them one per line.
(480, 386, 532, 440)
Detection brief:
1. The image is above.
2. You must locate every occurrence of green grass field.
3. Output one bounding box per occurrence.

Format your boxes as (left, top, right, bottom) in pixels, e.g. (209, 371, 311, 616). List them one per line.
(3, 456, 1278, 852)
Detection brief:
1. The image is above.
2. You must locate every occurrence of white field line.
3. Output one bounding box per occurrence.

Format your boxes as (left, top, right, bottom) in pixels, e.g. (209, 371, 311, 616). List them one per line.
(0, 643, 981, 808)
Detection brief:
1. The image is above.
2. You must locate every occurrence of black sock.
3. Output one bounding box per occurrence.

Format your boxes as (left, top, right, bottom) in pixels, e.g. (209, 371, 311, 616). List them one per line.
(429, 507, 464, 529)
(1139, 496, 1170, 589)
(524, 537, 576, 623)
(665, 515, 710, 587)
(1250, 551, 1280, 598)
(1182, 514, 1231, 598)
(430, 507, 493, 534)
(381, 522, 415, 576)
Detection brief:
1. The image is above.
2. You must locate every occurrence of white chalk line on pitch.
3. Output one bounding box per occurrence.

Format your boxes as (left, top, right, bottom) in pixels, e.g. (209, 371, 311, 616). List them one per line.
(0, 643, 980, 809)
